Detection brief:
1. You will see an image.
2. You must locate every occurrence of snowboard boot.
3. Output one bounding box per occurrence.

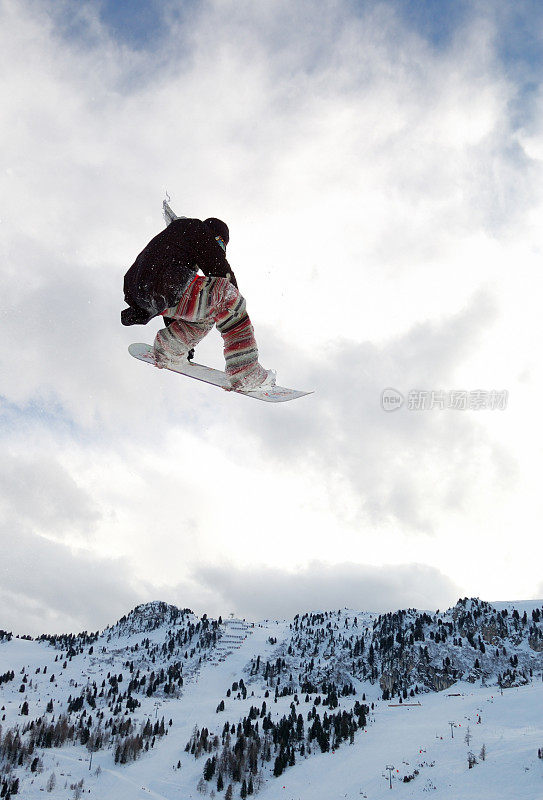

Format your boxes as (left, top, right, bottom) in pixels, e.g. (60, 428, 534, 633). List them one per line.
(231, 366, 277, 392)
(258, 369, 277, 389)
(153, 332, 190, 369)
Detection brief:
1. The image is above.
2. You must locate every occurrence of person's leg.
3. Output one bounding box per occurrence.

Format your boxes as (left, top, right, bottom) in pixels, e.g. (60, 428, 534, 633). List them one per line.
(211, 279, 270, 389)
(153, 276, 213, 363)
(163, 317, 195, 360)
(155, 276, 273, 389)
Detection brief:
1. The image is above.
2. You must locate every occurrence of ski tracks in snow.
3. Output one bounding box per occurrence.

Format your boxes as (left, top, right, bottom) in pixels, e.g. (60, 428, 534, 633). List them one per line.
(54, 750, 171, 800)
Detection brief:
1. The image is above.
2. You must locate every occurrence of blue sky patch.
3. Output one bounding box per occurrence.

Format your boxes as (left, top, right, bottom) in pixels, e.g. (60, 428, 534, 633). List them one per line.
(394, 0, 471, 48)
(97, 0, 167, 48)
(0, 395, 80, 442)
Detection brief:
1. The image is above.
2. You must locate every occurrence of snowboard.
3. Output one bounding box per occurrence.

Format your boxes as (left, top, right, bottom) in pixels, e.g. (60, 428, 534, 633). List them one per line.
(128, 343, 312, 403)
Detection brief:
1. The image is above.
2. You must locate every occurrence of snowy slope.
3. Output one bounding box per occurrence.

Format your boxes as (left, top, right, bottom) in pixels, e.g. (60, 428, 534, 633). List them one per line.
(256, 681, 543, 800)
(0, 599, 542, 799)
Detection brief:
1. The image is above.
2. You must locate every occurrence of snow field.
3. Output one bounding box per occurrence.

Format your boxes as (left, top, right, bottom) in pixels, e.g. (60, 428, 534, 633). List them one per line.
(1, 604, 542, 799)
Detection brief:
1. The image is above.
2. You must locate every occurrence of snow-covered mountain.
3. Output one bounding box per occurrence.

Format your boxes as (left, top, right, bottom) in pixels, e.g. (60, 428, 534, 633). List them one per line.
(0, 597, 542, 799)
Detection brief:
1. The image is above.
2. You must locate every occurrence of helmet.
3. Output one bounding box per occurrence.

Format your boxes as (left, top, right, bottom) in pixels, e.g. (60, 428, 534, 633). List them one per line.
(204, 217, 229, 246)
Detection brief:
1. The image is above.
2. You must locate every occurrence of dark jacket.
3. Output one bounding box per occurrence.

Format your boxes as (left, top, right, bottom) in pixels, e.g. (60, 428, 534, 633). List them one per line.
(121, 217, 237, 326)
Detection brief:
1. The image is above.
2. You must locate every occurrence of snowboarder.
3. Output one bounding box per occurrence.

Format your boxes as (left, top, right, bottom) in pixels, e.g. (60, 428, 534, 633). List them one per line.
(121, 204, 275, 391)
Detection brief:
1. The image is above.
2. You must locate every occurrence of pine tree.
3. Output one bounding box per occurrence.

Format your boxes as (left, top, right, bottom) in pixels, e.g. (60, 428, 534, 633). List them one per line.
(273, 755, 283, 777)
(203, 757, 216, 781)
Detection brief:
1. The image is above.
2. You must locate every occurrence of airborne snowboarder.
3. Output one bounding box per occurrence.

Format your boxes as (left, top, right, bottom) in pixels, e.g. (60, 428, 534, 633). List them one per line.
(121, 200, 276, 391)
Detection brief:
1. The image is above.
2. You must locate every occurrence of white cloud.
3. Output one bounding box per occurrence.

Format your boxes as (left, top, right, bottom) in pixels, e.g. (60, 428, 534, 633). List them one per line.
(0, 452, 99, 537)
(1, 0, 542, 632)
(0, 520, 140, 636)
(216, 290, 518, 533)
(191, 560, 461, 620)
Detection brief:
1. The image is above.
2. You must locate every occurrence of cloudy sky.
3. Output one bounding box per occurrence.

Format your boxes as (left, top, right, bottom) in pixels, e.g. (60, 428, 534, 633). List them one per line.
(1, 0, 542, 636)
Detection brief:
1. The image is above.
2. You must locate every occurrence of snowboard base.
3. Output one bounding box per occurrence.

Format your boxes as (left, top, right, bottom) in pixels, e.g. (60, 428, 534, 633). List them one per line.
(128, 344, 312, 403)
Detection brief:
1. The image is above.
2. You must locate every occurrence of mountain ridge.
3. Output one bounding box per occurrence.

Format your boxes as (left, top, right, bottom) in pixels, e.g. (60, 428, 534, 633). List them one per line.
(1, 596, 542, 799)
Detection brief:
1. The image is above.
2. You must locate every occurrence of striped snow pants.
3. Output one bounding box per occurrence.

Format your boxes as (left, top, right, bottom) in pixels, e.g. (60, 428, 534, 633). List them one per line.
(154, 275, 267, 389)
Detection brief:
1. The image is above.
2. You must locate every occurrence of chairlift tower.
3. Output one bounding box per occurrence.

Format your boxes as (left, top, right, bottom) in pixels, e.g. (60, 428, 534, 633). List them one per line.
(385, 764, 395, 789)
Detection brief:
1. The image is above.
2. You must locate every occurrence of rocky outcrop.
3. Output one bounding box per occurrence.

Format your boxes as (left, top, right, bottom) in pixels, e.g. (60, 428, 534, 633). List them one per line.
(108, 602, 193, 637)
